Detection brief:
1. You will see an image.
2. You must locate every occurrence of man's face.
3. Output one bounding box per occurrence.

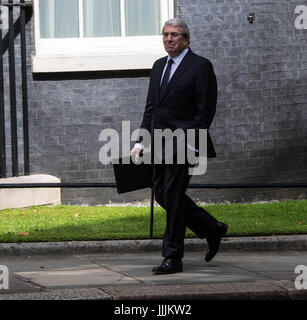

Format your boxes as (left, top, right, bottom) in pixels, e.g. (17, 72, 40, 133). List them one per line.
(162, 25, 189, 58)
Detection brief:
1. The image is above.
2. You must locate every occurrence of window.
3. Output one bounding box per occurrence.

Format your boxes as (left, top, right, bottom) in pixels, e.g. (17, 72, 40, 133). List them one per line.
(32, 0, 174, 72)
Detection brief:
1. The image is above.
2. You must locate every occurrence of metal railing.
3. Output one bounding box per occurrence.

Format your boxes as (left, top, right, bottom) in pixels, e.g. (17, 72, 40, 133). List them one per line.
(0, 0, 32, 178)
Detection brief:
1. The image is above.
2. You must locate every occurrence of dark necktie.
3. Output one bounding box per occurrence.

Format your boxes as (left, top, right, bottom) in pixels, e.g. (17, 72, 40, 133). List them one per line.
(160, 59, 174, 98)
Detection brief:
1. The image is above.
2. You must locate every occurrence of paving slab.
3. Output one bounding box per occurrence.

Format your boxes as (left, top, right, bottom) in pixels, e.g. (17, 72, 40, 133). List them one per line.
(1, 253, 138, 290)
(15, 267, 138, 288)
(0, 254, 97, 273)
(86, 252, 270, 285)
(217, 251, 307, 281)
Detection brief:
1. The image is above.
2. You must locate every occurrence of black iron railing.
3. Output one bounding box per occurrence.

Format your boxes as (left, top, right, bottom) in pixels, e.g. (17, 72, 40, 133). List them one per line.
(0, 0, 32, 178)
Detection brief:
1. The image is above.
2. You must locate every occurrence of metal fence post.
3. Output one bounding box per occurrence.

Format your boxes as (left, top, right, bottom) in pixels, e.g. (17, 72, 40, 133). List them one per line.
(8, 0, 18, 176)
(0, 0, 6, 178)
(20, 0, 30, 175)
(150, 188, 154, 239)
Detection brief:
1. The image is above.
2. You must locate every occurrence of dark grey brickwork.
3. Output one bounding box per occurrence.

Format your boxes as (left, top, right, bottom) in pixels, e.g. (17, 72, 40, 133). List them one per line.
(2, 0, 307, 205)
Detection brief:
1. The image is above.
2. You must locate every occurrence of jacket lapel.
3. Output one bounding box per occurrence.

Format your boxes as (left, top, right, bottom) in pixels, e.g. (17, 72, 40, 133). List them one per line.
(152, 57, 167, 106)
(159, 48, 193, 104)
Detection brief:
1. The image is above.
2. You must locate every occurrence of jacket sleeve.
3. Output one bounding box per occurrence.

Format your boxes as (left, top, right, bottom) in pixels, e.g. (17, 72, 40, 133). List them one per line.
(192, 60, 217, 130)
(140, 76, 154, 133)
(137, 68, 155, 146)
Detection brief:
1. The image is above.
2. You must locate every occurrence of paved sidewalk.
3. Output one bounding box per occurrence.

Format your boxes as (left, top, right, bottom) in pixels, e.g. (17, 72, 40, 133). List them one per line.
(0, 235, 307, 300)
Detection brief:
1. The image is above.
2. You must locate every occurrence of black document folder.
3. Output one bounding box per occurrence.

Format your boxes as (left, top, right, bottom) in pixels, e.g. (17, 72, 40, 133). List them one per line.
(113, 156, 153, 194)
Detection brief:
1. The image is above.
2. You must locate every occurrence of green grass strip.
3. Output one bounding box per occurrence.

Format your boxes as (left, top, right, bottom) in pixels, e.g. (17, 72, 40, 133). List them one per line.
(0, 200, 306, 242)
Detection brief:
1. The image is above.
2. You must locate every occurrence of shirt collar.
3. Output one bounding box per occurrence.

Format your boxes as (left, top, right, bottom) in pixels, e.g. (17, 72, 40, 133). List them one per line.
(167, 47, 189, 65)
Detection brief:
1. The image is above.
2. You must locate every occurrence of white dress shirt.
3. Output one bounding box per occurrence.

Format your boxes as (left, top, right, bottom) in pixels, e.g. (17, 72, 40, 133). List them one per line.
(160, 47, 189, 85)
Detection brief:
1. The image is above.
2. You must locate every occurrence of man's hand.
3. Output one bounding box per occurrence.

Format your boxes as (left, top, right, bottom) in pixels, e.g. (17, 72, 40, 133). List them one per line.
(130, 146, 142, 163)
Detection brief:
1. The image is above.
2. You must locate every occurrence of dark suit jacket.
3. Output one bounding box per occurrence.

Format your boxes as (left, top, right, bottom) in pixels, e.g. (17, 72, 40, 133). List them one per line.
(139, 48, 217, 159)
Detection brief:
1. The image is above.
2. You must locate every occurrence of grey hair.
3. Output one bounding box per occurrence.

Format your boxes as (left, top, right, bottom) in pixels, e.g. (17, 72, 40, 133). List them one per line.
(163, 18, 190, 38)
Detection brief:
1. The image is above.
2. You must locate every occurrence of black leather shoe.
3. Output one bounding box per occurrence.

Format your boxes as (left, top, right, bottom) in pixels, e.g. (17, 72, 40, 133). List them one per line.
(152, 258, 183, 275)
(205, 222, 228, 262)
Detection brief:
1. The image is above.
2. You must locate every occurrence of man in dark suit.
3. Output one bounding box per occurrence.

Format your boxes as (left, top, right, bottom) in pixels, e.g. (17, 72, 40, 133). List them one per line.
(130, 18, 228, 274)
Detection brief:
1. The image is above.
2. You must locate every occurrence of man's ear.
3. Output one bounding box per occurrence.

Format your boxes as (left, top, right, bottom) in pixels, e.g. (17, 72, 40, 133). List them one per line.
(184, 37, 190, 47)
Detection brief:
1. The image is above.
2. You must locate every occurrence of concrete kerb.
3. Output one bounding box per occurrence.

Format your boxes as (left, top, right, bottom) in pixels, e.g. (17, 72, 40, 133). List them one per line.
(0, 281, 307, 301)
(100, 281, 307, 300)
(0, 235, 307, 256)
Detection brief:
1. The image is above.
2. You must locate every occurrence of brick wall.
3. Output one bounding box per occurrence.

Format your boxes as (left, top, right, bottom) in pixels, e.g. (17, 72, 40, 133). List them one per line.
(180, 0, 307, 203)
(3, 0, 307, 204)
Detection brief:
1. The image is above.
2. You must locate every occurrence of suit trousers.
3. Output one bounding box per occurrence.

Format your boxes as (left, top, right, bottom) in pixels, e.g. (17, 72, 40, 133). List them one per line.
(153, 163, 219, 259)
